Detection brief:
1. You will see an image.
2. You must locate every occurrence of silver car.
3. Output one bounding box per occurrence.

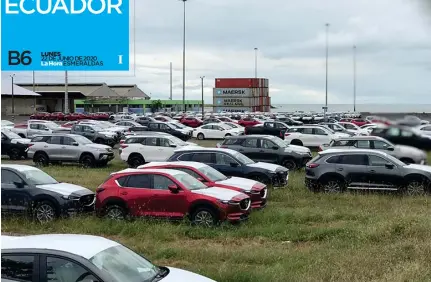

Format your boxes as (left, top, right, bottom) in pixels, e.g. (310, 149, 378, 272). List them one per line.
(319, 136, 427, 164)
(27, 134, 114, 167)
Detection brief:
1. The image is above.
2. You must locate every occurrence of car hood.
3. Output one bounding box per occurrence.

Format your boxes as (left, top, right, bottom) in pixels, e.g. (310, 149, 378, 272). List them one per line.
(247, 162, 285, 172)
(11, 138, 31, 145)
(285, 145, 310, 154)
(36, 183, 93, 197)
(394, 145, 426, 156)
(405, 164, 431, 174)
(104, 126, 126, 132)
(184, 141, 198, 146)
(190, 187, 245, 201)
(161, 267, 216, 282)
(85, 143, 112, 150)
(215, 177, 262, 191)
(99, 131, 117, 137)
(334, 132, 351, 138)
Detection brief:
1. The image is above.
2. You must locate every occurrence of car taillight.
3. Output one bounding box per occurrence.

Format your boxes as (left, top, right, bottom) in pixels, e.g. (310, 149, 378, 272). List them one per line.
(28, 144, 34, 148)
(318, 146, 322, 152)
(285, 133, 290, 136)
(120, 144, 128, 148)
(307, 163, 319, 168)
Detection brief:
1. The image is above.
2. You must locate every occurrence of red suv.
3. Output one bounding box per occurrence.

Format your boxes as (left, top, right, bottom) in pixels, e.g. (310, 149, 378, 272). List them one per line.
(350, 118, 369, 127)
(180, 116, 203, 128)
(238, 117, 261, 127)
(96, 168, 251, 226)
(139, 161, 267, 209)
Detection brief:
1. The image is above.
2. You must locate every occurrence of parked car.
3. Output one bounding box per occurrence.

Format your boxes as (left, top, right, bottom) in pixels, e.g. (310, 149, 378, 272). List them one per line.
(337, 122, 361, 134)
(70, 124, 117, 146)
(96, 168, 251, 225)
(284, 125, 350, 147)
(371, 126, 431, 151)
(47, 112, 65, 121)
(237, 117, 261, 127)
(275, 116, 303, 126)
(319, 122, 356, 136)
(305, 149, 431, 195)
(218, 135, 312, 170)
(139, 161, 267, 209)
(416, 124, 431, 136)
(119, 134, 198, 167)
(350, 118, 369, 127)
(114, 120, 142, 129)
(167, 147, 289, 186)
(147, 122, 191, 141)
(1, 234, 216, 282)
(203, 118, 222, 125)
(180, 116, 203, 128)
(120, 132, 171, 144)
(193, 123, 240, 140)
(1, 164, 95, 222)
(358, 123, 380, 135)
(29, 112, 50, 120)
(10, 121, 69, 138)
(1, 130, 30, 160)
(28, 134, 114, 167)
(135, 116, 157, 126)
(318, 136, 427, 164)
(1, 120, 14, 128)
(167, 122, 194, 135)
(245, 121, 288, 138)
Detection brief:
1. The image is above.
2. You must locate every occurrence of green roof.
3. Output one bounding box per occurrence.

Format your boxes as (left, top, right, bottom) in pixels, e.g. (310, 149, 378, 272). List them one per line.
(74, 99, 202, 105)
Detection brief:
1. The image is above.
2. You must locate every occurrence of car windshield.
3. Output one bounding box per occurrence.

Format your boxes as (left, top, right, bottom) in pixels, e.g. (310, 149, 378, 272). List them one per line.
(90, 245, 159, 282)
(169, 136, 187, 146)
(198, 165, 228, 182)
(74, 135, 93, 145)
(3, 130, 21, 139)
(268, 137, 286, 148)
(46, 123, 61, 130)
(219, 124, 231, 130)
(235, 152, 255, 165)
(22, 169, 58, 185)
(175, 172, 208, 190)
(171, 122, 186, 128)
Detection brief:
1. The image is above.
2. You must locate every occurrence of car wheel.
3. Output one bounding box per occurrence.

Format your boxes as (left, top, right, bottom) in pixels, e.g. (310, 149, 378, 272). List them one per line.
(404, 178, 428, 196)
(34, 201, 56, 223)
(225, 133, 231, 138)
(322, 178, 344, 193)
(290, 139, 303, 146)
(128, 155, 145, 168)
(282, 159, 297, 170)
(249, 174, 270, 184)
(80, 155, 95, 168)
(8, 148, 21, 160)
(34, 153, 49, 167)
(105, 205, 126, 220)
(197, 133, 205, 140)
(191, 207, 217, 227)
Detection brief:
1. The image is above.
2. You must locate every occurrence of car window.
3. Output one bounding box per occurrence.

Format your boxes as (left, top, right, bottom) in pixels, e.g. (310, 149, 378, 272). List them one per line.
(152, 175, 175, 190)
(149, 124, 159, 129)
(159, 138, 171, 147)
(177, 153, 193, 161)
(373, 140, 390, 149)
(62, 137, 75, 145)
(215, 153, 238, 165)
(1, 255, 35, 282)
(339, 154, 368, 165)
(326, 155, 341, 163)
(73, 125, 82, 132)
(345, 124, 355, 129)
(174, 168, 201, 179)
(287, 128, 302, 133)
(302, 128, 313, 134)
(354, 140, 370, 149)
(125, 174, 151, 188)
(387, 127, 400, 136)
(29, 124, 38, 130)
(261, 139, 276, 149)
(1, 169, 23, 184)
(160, 124, 169, 130)
(191, 153, 214, 163)
(145, 137, 158, 146)
(46, 256, 97, 282)
(83, 126, 93, 133)
(243, 138, 258, 148)
(400, 130, 413, 137)
(116, 176, 128, 186)
(222, 138, 238, 145)
(314, 128, 327, 135)
(422, 126, 431, 131)
(368, 155, 391, 166)
(332, 140, 350, 147)
(47, 136, 62, 145)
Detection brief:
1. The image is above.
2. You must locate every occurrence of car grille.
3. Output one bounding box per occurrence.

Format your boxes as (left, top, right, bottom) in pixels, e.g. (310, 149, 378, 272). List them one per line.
(80, 194, 95, 206)
(240, 198, 251, 210)
(273, 171, 288, 186)
(260, 188, 267, 198)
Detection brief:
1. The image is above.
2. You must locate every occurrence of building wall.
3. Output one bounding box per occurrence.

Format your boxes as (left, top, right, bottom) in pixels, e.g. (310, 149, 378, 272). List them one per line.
(1, 97, 36, 115)
(20, 85, 100, 95)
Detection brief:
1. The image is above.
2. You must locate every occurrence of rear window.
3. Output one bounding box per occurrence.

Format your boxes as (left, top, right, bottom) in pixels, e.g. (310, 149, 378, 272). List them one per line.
(309, 154, 322, 163)
(222, 138, 238, 145)
(331, 140, 350, 147)
(31, 136, 49, 142)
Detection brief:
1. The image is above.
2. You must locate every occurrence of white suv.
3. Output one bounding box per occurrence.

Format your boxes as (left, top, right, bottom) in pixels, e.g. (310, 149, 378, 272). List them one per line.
(284, 125, 350, 147)
(119, 134, 198, 167)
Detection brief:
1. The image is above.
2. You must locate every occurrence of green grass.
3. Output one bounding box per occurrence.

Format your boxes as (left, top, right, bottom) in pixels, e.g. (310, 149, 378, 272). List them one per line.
(2, 145, 431, 282)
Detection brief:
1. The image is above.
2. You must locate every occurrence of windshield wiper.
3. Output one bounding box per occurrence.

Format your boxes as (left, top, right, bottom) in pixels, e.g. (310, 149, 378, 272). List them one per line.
(151, 267, 169, 281)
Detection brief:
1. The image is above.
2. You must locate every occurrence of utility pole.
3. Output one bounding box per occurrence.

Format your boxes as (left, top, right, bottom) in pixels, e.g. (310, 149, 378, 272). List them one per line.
(200, 76, 205, 117)
(10, 74, 15, 119)
(170, 62, 173, 100)
(65, 71, 69, 114)
(324, 23, 329, 121)
(32, 71, 36, 112)
(180, 0, 187, 113)
(353, 45, 357, 112)
(254, 47, 258, 78)
(32, 71, 35, 92)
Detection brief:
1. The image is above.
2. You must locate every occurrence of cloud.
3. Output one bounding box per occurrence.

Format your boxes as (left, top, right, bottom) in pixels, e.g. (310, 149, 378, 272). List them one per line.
(2, 0, 431, 105)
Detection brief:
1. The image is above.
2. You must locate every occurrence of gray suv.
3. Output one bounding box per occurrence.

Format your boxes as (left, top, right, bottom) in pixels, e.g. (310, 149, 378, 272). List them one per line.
(70, 124, 118, 146)
(27, 134, 114, 168)
(319, 136, 427, 165)
(218, 135, 313, 170)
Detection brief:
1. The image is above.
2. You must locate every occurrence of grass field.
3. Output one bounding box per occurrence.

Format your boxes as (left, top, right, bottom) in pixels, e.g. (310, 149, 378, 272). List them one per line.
(2, 142, 431, 282)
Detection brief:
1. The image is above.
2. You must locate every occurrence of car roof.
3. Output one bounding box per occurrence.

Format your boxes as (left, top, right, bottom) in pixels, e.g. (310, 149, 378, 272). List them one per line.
(1, 234, 119, 259)
(174, 147, 239, 154)
(1, 164, 40, 171)
(334, 136, 385, 141)
(139, 161, 208, 169)
(320, 148, 390, 157)
(226, 134, 274, 139)
(111, 168, 186, 176)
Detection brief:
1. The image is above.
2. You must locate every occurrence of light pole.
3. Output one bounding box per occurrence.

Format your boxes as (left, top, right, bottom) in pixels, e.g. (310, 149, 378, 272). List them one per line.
(180, 0, 187, 113)
(324, 23, 329, 121)
(10, 74, 16, 118)
(200, 76, 205, 117)
(353, 45, 357, 112)
(254, 47, 258, 78)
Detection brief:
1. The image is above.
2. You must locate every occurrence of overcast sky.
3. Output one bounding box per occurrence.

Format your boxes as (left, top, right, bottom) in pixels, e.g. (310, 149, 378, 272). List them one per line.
(2, 0, 431, 105)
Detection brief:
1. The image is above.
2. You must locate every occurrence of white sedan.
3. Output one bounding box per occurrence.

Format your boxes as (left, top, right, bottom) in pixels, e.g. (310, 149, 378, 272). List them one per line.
(193, 123, 240, 140)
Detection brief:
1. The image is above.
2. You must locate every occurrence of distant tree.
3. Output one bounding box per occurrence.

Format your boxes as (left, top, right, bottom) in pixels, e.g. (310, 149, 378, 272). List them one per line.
(151, 99, 163, 113)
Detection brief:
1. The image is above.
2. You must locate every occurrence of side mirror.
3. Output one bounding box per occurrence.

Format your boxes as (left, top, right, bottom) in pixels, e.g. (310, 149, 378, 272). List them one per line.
(44, 128, 50, 131)
(13, 181, 24, 188)
(72, 142, 79, 146)
(170, 144, 177, 148)
(90, 130, 95, 133)
(230, 162, 239, 167)
(272, 146, 279, 150)
(168, 184, 180, 193)
(387, 146, 394, 151)
(385, 163, 394, 169)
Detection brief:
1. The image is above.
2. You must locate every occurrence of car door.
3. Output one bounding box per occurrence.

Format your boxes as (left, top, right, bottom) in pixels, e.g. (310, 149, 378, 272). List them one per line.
(352, 139, 371, 150)
(61, 136, 81, 160)
(1, 254, 37, 282)
(42, 256, 100, 282)
(27, 123, 40, 137)
(365, 154, 403, 190)
(213, 152, 244, 177)
(1, 133, 11, 155)
(81, 125, 95, 140)
(148, 123, 160, 133)
(45, 135, 63, 160)
(147, 174, 188, 218)
(335, 154, 370, 188)
(141, 137, 163, 162)
(212, 125, 225, 139)
(259, 138, 279, 163)
(313, 127, 331, 146)
(241, 138, 261, 160)
(1, 169, 32, 214)
(158, 137, 176, 161)
(121, 174, 153, 217)
(199, 125, 212, 138)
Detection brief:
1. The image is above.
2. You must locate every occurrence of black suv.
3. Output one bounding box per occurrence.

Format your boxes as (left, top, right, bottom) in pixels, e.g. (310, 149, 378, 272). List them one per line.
(167, 147, 289, 186)
(147, 122, 191, 141)
(219, 135, 312, 170)
(371, 125, 431, 151)
(1, 130, 29, 160)
(305, 148, 431, 195)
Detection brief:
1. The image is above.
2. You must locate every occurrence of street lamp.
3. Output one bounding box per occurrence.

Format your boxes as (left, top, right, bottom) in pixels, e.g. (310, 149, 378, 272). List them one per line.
(254, 47, 258, 78)
(200, 76, 205, 117)
(10, 74, 16, 117)
(180, 0, 187, 113)
(353, 45, 357, 112)
(324, 23, 329, 121)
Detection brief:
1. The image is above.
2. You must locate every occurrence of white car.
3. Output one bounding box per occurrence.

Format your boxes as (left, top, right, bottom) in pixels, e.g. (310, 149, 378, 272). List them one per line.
(359, 123, 379, 135)
(221, 122, 244, 134)
(1, 234, 215, 282)
(284, 125, 350, 147)
(120, 134, 198, 167)
(416, 124, 431, 136)
(337, 122, 361, 134)
(168, 121, 193, 135)
(193, 123, 240, 140)
(1, 120, 14, 128)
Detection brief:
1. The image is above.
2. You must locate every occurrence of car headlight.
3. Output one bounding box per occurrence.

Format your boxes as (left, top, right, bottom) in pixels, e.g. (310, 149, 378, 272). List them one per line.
(218, 199, 239, 205)
(61, 195, 80, 201)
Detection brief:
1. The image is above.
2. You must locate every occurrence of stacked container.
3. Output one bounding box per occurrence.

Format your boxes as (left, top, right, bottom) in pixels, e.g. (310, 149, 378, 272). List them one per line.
(213, 78, 270, 113)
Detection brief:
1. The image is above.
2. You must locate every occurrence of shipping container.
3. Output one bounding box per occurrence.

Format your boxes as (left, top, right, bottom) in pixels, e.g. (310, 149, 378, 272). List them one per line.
(215, 78, 269, 88)
(213, 106, 252, 113)
(213, 97, 254, 107)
